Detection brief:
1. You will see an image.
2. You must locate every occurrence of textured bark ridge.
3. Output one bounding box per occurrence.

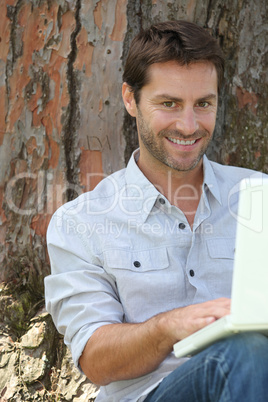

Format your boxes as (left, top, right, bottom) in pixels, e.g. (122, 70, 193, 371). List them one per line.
(0, 0, 267, 400)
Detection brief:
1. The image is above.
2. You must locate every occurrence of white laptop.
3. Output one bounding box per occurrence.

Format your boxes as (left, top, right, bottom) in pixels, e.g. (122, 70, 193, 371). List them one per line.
(173, 177, 268, 359)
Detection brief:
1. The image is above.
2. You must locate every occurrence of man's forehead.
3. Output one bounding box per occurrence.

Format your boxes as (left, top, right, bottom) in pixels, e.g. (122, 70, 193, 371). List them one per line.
(142, 61, 218, 97)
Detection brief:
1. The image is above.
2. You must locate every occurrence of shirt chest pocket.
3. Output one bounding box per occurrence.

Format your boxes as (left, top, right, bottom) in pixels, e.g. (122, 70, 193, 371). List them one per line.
(205, 238, 235, 298)
(206, 238, 235, 260)
(104, 247, 169, 273)
(103, 247, 175, 323)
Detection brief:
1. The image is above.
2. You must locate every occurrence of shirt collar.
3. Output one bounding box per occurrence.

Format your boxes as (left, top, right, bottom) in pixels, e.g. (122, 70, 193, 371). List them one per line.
(124, 149, 160, 223)
(202, 155, 222, 205)
(124, 150, 222, 223)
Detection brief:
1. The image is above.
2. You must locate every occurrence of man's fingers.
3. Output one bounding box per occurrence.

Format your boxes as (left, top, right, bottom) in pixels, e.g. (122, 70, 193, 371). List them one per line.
(169, 298, 231, 341)
(182, 299, 231, 336)
(205, 316, 216, 325)
(201, 298, 231, 318)
(192, 316, 216, 332)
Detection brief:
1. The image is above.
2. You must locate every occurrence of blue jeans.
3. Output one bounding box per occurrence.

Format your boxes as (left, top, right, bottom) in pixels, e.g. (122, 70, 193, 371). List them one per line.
(144, 333, 268, 402)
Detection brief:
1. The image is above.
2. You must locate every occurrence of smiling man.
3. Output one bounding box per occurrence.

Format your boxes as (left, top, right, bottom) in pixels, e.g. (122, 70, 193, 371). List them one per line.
(122, 60, 218, 227)
(45, 21, 268, 401)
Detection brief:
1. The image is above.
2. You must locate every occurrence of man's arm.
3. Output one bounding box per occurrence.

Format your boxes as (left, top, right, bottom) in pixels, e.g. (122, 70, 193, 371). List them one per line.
(80, 297, 230, 385)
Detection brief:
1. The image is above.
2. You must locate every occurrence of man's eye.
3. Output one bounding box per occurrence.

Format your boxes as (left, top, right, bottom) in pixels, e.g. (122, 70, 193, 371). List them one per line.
(198, 101, 209, 108)
(163, 101, 176, 108)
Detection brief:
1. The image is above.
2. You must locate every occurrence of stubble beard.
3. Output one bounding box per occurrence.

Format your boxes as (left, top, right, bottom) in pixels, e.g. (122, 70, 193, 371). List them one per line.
(137, 109, 213, 172)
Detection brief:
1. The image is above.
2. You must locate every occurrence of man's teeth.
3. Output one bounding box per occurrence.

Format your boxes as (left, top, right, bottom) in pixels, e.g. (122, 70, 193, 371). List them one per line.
(168, 138, 196, 145)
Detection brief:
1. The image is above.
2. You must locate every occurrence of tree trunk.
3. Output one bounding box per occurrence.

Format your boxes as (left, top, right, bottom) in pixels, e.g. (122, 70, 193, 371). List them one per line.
(0, 0, 267, 399)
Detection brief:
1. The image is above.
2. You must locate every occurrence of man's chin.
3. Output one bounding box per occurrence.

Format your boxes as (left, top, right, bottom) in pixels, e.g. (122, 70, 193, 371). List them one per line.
(165, 155, 204, 172)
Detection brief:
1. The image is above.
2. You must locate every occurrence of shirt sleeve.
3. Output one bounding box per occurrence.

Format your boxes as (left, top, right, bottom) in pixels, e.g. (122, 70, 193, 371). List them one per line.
(44, 210, 124, 369)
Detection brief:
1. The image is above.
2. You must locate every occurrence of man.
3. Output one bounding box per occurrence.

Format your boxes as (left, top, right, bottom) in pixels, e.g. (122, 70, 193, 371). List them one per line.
(45, 21, 268, 401)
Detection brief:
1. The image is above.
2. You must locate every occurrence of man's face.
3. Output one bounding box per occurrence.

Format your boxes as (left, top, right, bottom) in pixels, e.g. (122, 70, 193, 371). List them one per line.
(125, 61, 218, 173)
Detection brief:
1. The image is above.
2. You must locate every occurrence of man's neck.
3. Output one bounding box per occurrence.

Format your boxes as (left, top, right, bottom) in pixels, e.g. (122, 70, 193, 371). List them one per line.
(137, 155, 204, 226)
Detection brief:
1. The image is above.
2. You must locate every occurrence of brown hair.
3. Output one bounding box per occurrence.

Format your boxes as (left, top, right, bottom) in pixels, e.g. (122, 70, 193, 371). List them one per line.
(123, 20, 225, 104)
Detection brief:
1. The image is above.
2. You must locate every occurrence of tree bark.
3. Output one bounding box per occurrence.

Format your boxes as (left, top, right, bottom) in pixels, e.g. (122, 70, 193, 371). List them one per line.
(0, 0, 267, 399)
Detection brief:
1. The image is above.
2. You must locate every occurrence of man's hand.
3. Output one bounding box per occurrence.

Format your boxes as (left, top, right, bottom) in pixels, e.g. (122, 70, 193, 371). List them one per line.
(159, 297, 231, 344)
(80, 298, 231, 385)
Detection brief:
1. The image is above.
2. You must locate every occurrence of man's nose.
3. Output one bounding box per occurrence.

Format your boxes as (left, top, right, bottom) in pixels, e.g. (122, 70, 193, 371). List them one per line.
(175, 108, 199, 135)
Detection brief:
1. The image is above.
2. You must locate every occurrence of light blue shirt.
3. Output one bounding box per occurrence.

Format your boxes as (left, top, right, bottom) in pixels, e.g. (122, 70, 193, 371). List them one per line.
(45, 151, 265, 401)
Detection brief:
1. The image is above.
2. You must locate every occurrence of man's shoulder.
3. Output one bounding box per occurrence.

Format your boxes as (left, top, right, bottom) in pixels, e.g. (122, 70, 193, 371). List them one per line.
(85, 167, 127, 199)
(52, 167, 127, 219)
(209, 159, 268, 183)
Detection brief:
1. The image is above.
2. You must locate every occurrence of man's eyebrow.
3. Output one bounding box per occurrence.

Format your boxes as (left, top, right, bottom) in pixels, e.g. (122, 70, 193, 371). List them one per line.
(153, 93, 217, 102)
(153, 94, 183, 102)
(196, 94, 217, 102)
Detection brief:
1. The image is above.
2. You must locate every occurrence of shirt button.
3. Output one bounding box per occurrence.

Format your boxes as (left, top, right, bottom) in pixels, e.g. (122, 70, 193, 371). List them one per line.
(133, 261, 141, 268)
(179, 223, 186, 229)
(189, 269, 195, 277)
(159, 198, 165, 205)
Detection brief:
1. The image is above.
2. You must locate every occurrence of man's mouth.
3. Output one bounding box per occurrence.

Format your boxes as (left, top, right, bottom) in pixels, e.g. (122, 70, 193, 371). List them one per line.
(167, 137, 197, 145)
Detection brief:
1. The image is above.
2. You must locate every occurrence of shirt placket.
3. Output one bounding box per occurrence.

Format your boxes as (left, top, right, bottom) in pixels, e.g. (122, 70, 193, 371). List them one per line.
(184, 189, 212, 302)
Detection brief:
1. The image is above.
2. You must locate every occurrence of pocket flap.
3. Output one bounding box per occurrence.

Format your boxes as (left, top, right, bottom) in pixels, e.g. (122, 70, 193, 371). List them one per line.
(206, 238, 235, 259)
(104, 247, 169, 272)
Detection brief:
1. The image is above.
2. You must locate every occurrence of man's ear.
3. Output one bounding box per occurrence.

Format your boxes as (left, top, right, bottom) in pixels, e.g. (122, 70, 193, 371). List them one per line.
(122, 83, 137, 117)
